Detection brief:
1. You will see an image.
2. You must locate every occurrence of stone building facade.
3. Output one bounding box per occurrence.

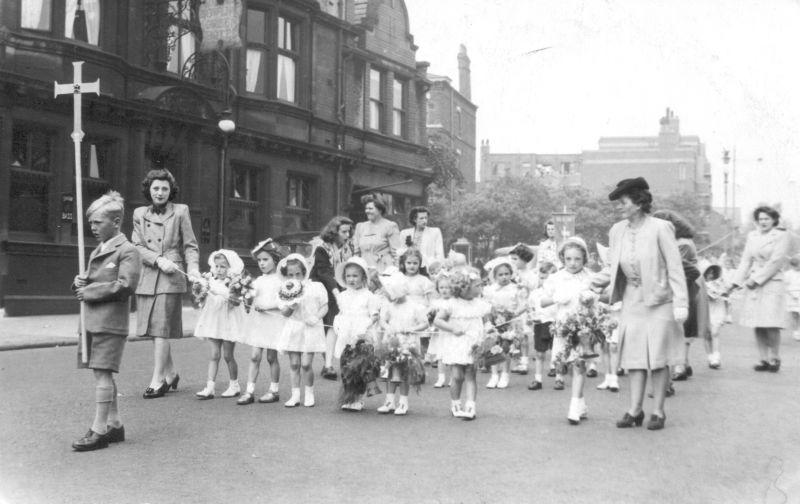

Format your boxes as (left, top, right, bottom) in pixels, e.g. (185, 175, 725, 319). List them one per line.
(0, 0, 432, 315)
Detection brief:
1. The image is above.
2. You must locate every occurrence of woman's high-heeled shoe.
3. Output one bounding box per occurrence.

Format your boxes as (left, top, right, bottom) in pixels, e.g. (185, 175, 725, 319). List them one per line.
(768, 359, 781, 373)
(616, 411, 645, 428)
(754, 360, 771, 372)
(646, 413, 666, 430)
(166, 374, 180, 391)
(143, 381, 168, 399)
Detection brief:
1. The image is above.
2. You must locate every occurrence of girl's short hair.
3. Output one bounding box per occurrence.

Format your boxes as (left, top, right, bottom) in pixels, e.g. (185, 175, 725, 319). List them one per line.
(86, 190, 124, 220)
(510, 244, 534, 263)
(320, 216, 354, 243)
(399, 247, 424, 274)
(360, 193, 387, 215)
(280, 258, 308, 277)
(141, 169, 179, 202)
(434, 274, 451, 291)
(652, 209, 695, 239)
(538, 261, 558, 274)
(253, 247, 282, 266)
(449, 267, 481, 298)
(408, 206, 430, 225)
(753, 205, 780, 226)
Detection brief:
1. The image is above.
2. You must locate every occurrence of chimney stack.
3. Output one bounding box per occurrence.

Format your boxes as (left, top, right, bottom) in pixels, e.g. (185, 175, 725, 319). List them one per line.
(458, 44, 471, 100)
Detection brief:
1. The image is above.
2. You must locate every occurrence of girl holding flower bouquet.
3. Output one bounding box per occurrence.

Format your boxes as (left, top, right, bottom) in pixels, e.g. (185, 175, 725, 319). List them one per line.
(540, 237, 593, 424)
(237, 239, 285, 405)
(483, 258, 522, 389)
(434, 267, 492, 420)
(400, 248, 435, 362)
(193, 250, 247, 399)
(333, 257, 381, 411)
(376, 271, 429, 416)
(276, 254, 329, 407)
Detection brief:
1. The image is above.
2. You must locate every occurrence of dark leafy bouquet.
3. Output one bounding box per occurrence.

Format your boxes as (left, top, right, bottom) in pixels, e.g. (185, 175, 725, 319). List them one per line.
(551, 291, 618, 367)
(337, 339, 382, 407)
(472, 335, 506, 368)
(488, 308, 522, 357)
(376, 335, 426, 392)
(229, 272, 255, 312)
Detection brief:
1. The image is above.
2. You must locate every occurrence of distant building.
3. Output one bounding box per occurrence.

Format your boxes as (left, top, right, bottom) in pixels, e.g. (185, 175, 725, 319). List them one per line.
(480, 108, 711, 208)
(581, 108, 711, 207)
(426, 45, 477, 189)
(479, 142, 582, 189)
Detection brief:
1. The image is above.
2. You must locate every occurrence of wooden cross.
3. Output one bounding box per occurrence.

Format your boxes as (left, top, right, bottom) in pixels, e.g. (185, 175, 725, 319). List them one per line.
(54, 61, 100, 364)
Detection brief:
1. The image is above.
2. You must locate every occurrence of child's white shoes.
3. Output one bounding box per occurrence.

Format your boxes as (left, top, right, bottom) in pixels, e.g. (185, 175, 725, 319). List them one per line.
(394, 398, 409, 416)
(303, 386, 315, 407)
(433, 374, 447, 388)
(284, 388, 301, 408)
(496, 372, 510, 389)
(460, 401, 476, 420)
(221, 381, 241, 398)
(195, 381, 215, 400)
(486, 373, 499, 388)
(567, 397, 584, 425)
(377, 394, 396, 414)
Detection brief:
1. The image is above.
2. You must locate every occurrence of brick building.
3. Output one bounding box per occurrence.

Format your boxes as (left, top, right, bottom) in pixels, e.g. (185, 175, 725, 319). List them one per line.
(0, 0, 432, 315)
(480, 109, 711, 207)
(426, 44, 477, 189)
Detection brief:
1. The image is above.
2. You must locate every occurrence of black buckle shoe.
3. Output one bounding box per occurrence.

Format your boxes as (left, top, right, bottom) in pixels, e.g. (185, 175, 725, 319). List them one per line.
(72, 429, 109, 451)
(616, 411, 644, 428)
(754, 360, 771, 372)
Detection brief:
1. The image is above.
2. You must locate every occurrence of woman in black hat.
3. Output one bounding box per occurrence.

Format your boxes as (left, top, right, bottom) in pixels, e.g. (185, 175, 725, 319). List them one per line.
(606, 178, 688, 430)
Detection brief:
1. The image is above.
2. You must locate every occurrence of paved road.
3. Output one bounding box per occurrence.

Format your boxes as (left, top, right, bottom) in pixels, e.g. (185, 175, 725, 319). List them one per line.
(1, 324, 800, 504)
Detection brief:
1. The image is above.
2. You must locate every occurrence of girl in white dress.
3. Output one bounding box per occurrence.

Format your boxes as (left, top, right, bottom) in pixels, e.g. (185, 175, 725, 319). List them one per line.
(539, 238, 592, 425)
(401, 248, 435, 361)
(434, 267, 492, 420)
(276, 254, 329, 408)
(237, 239, 285, 405)
(429, 274, 453, 388)
(194, 249, 246, 400)
(333, 257, 381, 411)
(483, 258, 520, 389)
(376, 272, 429, 416)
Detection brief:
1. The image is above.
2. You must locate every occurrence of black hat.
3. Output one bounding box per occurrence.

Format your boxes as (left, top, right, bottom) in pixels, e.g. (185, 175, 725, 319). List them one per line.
(608, 177, 649, 201)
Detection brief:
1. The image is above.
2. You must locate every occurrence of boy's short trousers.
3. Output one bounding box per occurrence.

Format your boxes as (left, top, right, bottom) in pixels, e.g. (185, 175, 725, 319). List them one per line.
(533, 322, 553, 353)
(77, 332, 126, 373)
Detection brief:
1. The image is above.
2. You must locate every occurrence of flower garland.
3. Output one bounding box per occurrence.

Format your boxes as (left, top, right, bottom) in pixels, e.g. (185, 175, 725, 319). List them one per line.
(337, 339, 382, 406)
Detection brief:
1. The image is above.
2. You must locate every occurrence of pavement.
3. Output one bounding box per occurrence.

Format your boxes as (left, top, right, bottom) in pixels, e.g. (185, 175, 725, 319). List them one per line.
(2, 320, 800, 503)
(0, 307, 199, 351)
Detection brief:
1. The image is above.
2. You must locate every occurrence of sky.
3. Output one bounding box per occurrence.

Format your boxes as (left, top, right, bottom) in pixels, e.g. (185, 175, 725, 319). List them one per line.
(404, 0, 800, 224)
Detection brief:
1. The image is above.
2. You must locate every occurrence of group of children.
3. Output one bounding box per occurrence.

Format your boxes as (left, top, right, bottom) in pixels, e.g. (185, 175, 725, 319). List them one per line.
(189, 234, 634, 423)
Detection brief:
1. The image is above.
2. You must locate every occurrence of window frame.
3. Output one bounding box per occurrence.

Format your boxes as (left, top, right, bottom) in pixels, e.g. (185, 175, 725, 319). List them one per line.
(19, 0, 53, 32)
(276, 14, 299, 103)
(368, 67, 385, 132)
(392, 78, 406, 138)
(9, 123, 56, 237)
(228, 164, 261, 250)
(244, 6, 270, 96)
(64, 0, 101, 46)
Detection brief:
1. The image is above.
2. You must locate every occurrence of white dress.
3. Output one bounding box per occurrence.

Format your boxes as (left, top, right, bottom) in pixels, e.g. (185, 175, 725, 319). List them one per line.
(438, 298, 492, 365)
(544, 269, 591, 359)
(382, 301, 428, 351)
(276, 281, 328, 353)
(333, 288, 381, 358)
(242, 274, 285, 349)
(427, 297, 451, 357)
(194, 277, 245, 342)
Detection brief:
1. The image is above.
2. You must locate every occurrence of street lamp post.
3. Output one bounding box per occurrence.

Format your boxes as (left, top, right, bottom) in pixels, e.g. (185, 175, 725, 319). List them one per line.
(217, 112, 235, 249)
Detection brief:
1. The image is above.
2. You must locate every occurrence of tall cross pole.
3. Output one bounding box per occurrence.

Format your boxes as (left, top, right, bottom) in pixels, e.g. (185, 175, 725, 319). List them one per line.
(54, 61, 100, 364)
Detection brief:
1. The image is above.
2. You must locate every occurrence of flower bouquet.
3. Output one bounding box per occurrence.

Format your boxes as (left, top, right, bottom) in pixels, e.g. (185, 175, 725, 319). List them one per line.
(489, 308, 522, 357)
(190, 272, 213, 308)
(551, 291, 618, 367)
(337, 339, 382, 407)
(472, 336, 506, 368)
(229, 272, 255, 312)
(376, 335, 426, 391)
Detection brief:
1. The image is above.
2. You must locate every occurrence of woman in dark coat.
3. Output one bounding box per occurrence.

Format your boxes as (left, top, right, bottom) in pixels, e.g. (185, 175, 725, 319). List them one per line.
(310, 216, 355, 380)
(132, 169, 200, 398)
